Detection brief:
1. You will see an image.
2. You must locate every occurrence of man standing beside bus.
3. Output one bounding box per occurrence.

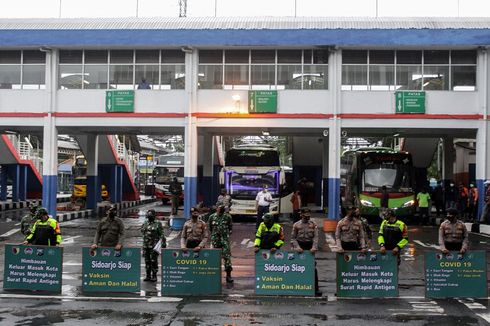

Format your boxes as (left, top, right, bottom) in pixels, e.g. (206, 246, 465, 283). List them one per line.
(169, 177, 182, 216)
(255, 185, 273, 230)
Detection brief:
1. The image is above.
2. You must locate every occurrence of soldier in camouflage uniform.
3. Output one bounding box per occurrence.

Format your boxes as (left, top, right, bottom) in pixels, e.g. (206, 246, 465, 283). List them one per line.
(335, 206, 367, 252)
(208, 205, 234, 283)
(141, 209, 166, 282)
(439, 208, 468, 255)
(20, 205, 39, 238)
(91, 206, 125, 250)
(181, 207, 208, 250)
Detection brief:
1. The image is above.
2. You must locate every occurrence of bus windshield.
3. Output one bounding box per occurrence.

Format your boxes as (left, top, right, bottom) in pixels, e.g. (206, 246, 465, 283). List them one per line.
(226, 149, 280, 166)
(362, 162, 412, 192)
(228, 171, 279, 199)
(154, 166, 184, 184)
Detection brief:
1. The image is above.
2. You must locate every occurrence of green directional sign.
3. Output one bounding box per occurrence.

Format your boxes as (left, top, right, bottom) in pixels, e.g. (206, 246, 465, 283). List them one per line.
(82, 247, 141, 292)
(106, 90, 135, 113)
(336, 252, 398, 298)
(161, 249, 222, 295)
(255, 250, 315, 296)
(395, 91, 426, 114)
(3, 244, 63, 292)
(425, 251, 487, 298)
(248, 90, 278, 113)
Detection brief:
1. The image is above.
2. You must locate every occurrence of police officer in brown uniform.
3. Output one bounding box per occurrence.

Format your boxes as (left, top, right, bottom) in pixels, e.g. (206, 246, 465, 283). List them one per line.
(181, 207, 209, 251)
(439, 208, 469, 255)
(91, 206, 125, 250)
(291, 207, 321, 296)
(335, 206, 366, 252)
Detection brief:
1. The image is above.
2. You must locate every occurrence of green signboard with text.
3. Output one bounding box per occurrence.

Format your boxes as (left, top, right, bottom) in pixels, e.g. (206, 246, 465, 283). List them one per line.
(255, 250, 315, 296)
(82, 247, 141, 292)
(248, 91, 277, 113)
(425, 251, 487, 298)
(161, 249, 222, 295)
(336, 252, 398, 298)
(106, 90, 135, 113)
(395, 91, 426, 114)
(3, 244, 63, 292)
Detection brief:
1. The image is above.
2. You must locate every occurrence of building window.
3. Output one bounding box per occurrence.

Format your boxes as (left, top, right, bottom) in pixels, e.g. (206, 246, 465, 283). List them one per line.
(0, 50, 45, 89)
(342, 49, 476, 91)
(198, 49, 329, 90)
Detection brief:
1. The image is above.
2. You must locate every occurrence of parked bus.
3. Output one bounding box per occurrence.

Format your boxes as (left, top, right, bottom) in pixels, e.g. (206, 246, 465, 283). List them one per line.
(153, 154, 184, 203)
(341, 147, 415, 219)
(72, 155, 109, 201)
(219, 144, 291, 217)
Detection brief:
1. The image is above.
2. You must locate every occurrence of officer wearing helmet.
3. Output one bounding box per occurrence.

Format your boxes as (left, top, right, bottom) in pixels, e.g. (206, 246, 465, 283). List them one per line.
(23, 207, 62, 246)
(208, 204, 234, 283)
(141, 209, 166, 282)
(91, 205, 125, 250)
(378, 209, 408, 265)
(20, 204, 39, 237)
(254, 213, 284, 252)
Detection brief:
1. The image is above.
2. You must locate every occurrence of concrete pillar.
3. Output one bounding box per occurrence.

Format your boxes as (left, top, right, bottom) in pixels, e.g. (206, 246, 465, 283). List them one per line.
(19, 165, 27, 201)
(442, 137, 455, 185)
(328, 120, 341, 220)
(202, 134, 215, 206)
(42, 116, 58, 216)
(85, 135, 99, 211)
(322, 134, 329, 211)
(0, 166, 7, 201)
(476, 122, 489, 220)
(11, 164, 20, 202)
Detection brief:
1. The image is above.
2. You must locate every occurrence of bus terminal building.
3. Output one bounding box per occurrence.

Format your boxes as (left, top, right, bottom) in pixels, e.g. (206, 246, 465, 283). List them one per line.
(0, 17, 489, 219)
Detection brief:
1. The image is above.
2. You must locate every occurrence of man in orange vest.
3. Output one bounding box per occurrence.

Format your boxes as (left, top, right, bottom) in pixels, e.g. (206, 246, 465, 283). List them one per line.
(468, 183, 479, 222)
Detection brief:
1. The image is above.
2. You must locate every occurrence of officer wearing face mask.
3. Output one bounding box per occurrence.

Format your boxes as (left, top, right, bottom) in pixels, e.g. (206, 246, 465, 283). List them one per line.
(91, 206, 125, 250)
(254, 213, 284, 252)
(439, 208, 468, 255)
(141, 209, 166, 282)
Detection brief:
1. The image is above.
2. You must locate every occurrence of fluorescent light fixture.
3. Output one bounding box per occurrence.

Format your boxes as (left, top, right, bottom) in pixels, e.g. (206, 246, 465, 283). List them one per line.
(393, 133, 400, 137)
(262, 131, 270, 136)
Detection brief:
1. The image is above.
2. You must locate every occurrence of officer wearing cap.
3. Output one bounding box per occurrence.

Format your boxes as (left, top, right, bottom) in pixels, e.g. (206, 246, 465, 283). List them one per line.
(141, 209, 166, 282)
(291, 208, 321, 296)
(20, 204, 39, 237)
(181, 207, 209, 251)
(254, 213, 284, 252)
(378, 209, 408, 265)
(208, 204, 234, 283)
(335, 206, 367, 252)
(23, 207, 62, 246)
(91, 206, 125, 250)
(439, 208, 468, 255)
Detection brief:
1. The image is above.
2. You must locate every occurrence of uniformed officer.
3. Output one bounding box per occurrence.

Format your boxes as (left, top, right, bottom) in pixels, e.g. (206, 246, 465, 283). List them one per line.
(23, 208, 62, 246)
(20, 205, 39, 237)
(378, 209, 408, 265)
(208, 205, 234, 283)
(141, 209, 166, 282)
(335, 206, 367, 252)
(439, 208, 468, 255)
(254, 213, 284, 252)
(181, 207, 208, 251)
(290, 207, 321, 296)
(91, 206, 125, 250)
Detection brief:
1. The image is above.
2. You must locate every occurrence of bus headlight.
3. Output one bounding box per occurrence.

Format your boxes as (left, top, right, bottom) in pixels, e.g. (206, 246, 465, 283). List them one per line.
(403, 200, 415, 207)
(360, 199, 374, 207)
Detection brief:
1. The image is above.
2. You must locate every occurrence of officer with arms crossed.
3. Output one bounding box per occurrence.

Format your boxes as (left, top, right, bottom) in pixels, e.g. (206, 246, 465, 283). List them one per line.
(439, 208, 468, 255)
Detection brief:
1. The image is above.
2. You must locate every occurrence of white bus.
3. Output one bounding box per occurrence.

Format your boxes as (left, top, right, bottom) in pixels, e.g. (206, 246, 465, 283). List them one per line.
(219, 144, 291, 217)
(153, 154, 184, 203)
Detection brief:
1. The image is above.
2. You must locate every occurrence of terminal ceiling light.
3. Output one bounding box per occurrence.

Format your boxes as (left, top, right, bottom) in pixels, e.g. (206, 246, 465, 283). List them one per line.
(393, 133, 400, 137)
(262, 130, 270, 136)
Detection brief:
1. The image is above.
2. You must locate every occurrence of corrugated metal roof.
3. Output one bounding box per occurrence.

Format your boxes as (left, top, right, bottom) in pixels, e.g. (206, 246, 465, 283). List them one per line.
(0, 17, 488, 30)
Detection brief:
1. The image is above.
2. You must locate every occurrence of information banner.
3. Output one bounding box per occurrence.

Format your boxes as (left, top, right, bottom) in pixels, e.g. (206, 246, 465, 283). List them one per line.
(161, 249, 222, 295)
(336, 252, 398, 298)
(425, 251, 487, 298)
(82, 247, 141, 292)
(255, 250, 315, 296)
(3, 244, 63, 292)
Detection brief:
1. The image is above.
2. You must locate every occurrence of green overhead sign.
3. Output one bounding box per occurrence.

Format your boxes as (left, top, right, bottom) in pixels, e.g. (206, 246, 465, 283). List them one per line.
(425, 251, 487, 298)
(82, 247, 141, 292)
(161, 249, 222, 295)
(106, 90, 135, 113)
(336, 252, 398, 298)
(248, 91, 278, 113)
(255, 250, 315, 296)
(3, 244, 63, 292)
(395, 91, 426, 114)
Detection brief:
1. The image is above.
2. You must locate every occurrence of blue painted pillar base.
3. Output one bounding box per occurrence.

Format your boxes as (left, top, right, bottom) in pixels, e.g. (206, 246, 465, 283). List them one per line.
(184, 177, 198, 219)
(42, 175, 57, 217)
(86, 175, 98, 210)
(117, 165, 123, 203)
(12, 164, 20, 202)
(322, 178, 328, 211)
(202, 176, 213, 207)
(327, 178, 341, 221)
(476, 179, 485, 221)
(0, 166, 7, 201)
(19, 165, 27, 201)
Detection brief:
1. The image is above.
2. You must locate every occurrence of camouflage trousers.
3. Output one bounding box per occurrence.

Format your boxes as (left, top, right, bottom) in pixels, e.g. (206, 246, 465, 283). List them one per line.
(143, 247, 159, 275)
(212, 237, 232, 272)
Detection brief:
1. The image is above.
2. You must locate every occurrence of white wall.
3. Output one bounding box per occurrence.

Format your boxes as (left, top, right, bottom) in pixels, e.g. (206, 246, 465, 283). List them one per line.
(0, 91, 48, 112)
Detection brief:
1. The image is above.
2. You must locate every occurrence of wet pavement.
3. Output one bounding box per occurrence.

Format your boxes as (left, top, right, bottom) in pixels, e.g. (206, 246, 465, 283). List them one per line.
(1, 203, 490, 325)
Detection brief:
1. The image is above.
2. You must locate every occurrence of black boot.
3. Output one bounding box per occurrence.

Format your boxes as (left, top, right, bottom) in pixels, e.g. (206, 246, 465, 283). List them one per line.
(151, 271, 157, 282)
(226, 270, 234, 283)
(143, 269, 151, 282)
